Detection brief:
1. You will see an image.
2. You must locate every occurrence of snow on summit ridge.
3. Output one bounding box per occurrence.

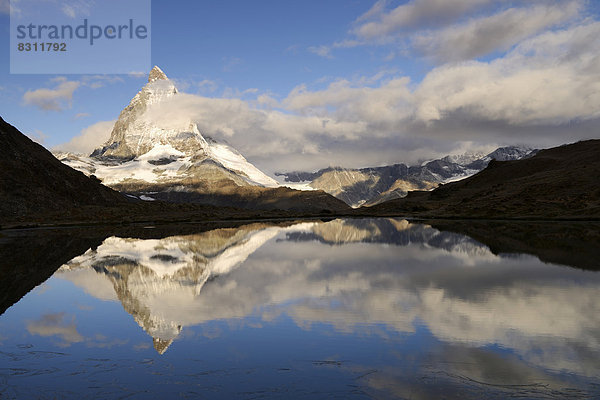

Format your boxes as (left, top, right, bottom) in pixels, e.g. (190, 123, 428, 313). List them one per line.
(92, 66, 184, 159)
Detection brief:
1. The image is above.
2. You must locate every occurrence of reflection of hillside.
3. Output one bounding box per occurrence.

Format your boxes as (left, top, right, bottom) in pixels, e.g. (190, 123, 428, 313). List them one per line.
(427, 220, 600, 270)
(311, 219, 379, 243)
(0, 229, 106, 316)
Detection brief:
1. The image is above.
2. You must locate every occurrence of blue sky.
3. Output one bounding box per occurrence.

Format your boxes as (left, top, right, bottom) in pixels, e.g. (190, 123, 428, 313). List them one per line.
(1, 0, 599, 173)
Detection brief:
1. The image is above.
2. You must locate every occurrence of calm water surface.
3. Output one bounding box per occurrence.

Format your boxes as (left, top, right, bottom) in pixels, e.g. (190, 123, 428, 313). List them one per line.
(0, 218, 599, 399)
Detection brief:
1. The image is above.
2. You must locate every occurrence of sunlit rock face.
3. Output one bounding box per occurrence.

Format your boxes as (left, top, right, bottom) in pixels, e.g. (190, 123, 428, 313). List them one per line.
(56, 218, 600, 379)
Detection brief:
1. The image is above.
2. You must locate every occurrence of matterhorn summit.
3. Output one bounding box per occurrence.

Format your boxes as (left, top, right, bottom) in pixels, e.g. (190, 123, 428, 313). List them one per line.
(92, 65, 207, 160)
(148, 65, 169, 82)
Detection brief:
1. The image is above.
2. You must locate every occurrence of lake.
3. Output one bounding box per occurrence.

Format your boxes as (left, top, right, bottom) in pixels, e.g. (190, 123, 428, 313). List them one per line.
(1, 218, 599, 399)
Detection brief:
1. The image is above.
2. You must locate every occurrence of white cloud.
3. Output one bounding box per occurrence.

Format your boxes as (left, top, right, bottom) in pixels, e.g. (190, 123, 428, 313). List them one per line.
(26, 313, 84, 345)
(60, 0, 93, 19)
(283, 76, 413, 127)
(256, 93, 280, 109)
(196, 79, 218, 94)
(82, 75, 124, 89)
(354, 0, 387, 23)
(22, 75, 123, 112)
(129, 20, 599, 173)
(308, 40, 365, 59)
(55, 120, 115, 154)
(0, 0, 9, 14)
(413, 22, 600, 125)
(74, 112, 91, 120)
(128, 71, 147, 79)
(308, 45, 334, 59)
(222, 87, 259, 99)
(412, 2, 582, 62)
(353, 0, 494, 40)
(313, 0, 587, 62)
(56, 268, 118, 301)
(25, 129, 48, 144)
(62, 4, 76, 17)
(23, 78, 80, 111)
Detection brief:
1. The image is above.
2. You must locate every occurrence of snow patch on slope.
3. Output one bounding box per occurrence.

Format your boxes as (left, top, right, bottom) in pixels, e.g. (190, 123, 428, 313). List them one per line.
(93, 144, 193, 186)
(138, 144, 186, 161)
(207, 143, 279, 188)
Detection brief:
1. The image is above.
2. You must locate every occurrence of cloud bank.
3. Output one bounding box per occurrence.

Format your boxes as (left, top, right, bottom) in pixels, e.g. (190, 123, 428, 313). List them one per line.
(64, 1, 599, 174)
(139, 20, 599, 173)
(23, 78, 80, 111)
(55, 120, 115, 154)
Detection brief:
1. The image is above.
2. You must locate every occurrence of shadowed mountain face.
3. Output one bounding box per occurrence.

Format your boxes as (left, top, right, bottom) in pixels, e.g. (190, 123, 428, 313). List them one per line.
(369, 139, 600, 219)
(0, 117, 125, 222)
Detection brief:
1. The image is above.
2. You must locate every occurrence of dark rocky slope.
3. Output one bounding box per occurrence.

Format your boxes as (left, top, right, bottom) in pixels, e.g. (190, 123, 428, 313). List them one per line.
(0, 116, 126, 221)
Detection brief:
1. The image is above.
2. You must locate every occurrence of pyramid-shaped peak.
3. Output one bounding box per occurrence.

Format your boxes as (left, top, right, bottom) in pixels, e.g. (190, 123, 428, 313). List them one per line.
(148, 66, 168, 83)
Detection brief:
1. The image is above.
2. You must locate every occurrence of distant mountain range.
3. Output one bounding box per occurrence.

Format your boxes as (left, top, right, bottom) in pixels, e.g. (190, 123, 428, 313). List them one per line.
(277, 146, 537, 207)
(369, 139, 600, 219)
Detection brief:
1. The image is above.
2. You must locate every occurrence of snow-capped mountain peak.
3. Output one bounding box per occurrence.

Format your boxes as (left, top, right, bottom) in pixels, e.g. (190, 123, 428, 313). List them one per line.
(59, 66, 279, 194)
(481, 146, 536, 162)
(441, 151, 487, 166)
(92, 67, 182, 159)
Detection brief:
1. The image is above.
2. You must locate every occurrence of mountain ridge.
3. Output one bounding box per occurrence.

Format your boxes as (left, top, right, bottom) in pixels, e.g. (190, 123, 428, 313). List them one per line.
(367, 139, 600, 219)
(277, 146, 537, 207)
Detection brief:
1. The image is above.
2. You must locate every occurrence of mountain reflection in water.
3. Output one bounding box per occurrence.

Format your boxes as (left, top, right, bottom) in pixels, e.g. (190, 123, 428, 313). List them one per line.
(1, 218, 599, 399)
